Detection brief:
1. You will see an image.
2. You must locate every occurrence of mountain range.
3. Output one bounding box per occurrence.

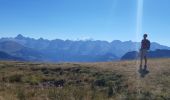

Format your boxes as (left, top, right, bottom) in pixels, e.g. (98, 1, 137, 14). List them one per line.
(0, 34, 170, 62)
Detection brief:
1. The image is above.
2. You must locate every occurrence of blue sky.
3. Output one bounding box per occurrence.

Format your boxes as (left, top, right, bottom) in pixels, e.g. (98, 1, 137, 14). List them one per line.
(0, 0, 170, 46)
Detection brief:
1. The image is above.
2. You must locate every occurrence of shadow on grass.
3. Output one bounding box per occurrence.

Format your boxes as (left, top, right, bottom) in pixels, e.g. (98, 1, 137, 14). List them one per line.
(138, 65, 149, 78)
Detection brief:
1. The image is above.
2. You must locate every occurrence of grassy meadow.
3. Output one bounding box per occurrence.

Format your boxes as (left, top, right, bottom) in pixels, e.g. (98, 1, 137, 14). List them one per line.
(0, 58, 169, 100)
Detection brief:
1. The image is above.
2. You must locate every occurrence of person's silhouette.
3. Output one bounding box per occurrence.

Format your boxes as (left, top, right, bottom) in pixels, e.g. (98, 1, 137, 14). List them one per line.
(138, 34, 150, 78)
(140, 34, 150, 67)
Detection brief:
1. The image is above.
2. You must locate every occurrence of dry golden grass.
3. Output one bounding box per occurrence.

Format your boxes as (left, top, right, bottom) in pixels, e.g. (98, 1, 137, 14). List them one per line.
(0, 58, 169, 100)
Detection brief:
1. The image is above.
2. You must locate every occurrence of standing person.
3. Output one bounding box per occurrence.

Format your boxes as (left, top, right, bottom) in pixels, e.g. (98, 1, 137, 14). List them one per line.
(140, 34, 150, 68)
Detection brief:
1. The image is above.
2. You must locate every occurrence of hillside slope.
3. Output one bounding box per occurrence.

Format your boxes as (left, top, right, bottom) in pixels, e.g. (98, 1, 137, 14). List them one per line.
(0, 59, 169, 100)
(0, 41, 43, 61)
(121, 49, 170, 60)
(0, 51, 24, 61)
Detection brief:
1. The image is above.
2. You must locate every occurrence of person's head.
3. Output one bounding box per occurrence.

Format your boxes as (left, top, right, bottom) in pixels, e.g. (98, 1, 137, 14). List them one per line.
(143, 34, 148, 39)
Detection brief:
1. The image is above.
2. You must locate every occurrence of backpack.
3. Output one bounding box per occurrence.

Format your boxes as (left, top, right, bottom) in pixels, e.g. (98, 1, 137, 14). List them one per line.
(146, 40, 150, 50)
(141, 39, 150, 50)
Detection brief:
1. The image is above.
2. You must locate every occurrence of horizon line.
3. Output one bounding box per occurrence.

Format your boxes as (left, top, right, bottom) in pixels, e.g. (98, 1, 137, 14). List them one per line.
(0, 34, 168, 47)
(0, 34, 144, 43)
